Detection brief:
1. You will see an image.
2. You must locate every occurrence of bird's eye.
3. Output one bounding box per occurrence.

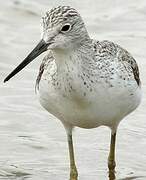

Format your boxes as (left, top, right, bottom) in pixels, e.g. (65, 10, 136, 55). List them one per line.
(61, 24, 71, 32)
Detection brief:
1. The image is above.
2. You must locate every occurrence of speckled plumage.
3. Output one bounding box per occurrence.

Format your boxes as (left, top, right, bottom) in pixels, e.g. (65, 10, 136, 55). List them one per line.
(36, 37, 141, 130)
(34, 7, 141, 178)
(36, 39, 140, 92)
(4, 5, 142, 179)
(35, 6, 141, 132)
(42, 6, 79, 27)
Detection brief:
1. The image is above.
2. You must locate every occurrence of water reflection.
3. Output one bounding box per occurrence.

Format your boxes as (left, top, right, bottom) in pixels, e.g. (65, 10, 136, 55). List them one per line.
(0, 166, 31, 180)
(119, 176, 146, 180)
(108, 171, 145, 180)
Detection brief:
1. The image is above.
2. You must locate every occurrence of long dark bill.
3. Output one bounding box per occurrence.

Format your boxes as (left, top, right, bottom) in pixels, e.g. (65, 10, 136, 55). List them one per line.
(4, 39, 48, 83)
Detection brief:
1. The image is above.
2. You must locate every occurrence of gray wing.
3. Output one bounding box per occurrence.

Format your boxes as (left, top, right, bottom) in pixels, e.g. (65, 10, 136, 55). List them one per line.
(35, 51, 54, 91)
(94, 40, 140, 86)
(117, 45, 140, 86)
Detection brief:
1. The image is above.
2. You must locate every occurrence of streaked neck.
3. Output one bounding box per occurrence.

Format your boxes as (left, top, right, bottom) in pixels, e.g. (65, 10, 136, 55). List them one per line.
(52, 39, 93, 72)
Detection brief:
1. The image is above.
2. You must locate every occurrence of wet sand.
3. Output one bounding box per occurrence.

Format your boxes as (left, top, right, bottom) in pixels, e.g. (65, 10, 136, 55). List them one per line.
(0, 0, 146, 179)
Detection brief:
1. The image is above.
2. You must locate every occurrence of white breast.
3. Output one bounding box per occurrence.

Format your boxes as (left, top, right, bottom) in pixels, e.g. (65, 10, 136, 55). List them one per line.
(37, 47, 142, 130)
(38, 75, 141, 129)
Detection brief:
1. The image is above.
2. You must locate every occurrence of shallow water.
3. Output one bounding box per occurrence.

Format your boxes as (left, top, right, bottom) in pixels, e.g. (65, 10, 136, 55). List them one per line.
(0, 0, 146, 179)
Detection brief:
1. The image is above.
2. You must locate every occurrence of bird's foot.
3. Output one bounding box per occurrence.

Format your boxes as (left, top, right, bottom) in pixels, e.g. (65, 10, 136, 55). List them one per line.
(70, 166, 78, 180)
(108, 159, 116, 180)
(108, 158, 116, 171)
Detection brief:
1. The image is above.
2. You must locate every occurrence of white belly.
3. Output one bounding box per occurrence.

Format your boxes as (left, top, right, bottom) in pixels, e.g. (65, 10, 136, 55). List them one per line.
(38, 79, 141, 129)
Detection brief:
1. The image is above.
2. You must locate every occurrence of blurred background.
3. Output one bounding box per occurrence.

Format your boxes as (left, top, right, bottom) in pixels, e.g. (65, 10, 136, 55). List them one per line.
(0, 0, 146, 179)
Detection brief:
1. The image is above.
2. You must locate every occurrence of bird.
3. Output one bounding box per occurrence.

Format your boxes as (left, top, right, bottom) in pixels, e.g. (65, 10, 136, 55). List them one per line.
(4, 5, 141, 180)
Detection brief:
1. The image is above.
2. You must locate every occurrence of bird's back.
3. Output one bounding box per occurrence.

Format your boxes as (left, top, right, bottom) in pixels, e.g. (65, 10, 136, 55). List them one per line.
(93, 40, 140, 87)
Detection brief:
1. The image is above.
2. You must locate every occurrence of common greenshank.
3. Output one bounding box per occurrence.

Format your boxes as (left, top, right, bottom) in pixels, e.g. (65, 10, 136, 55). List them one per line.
(4, 6, 141, 180)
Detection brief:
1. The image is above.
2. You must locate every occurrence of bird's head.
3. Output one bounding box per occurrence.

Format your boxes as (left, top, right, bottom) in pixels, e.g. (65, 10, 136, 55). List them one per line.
(4, 6, 89, 82)
(41, 6, 89, 50)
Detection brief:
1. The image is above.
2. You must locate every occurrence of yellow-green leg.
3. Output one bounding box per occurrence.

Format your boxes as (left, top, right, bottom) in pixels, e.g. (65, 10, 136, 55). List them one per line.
(108, 131, 117, 180)
(67, 133, 78, 180)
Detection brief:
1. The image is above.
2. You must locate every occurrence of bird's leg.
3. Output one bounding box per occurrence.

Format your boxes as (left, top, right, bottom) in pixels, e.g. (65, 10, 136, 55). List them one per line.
(67, 132, 78, 180)
(108, 131, 117, 180)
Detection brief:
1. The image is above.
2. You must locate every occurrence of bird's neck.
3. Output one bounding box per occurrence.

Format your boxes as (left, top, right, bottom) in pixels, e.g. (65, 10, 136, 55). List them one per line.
(52, 38, 94, 73)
